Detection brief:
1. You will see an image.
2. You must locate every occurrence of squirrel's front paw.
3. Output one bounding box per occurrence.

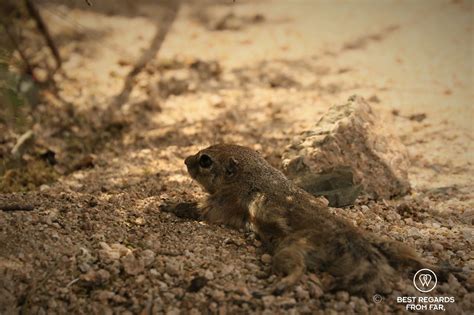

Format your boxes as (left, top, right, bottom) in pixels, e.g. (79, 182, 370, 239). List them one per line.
(160, 201, 201, 220)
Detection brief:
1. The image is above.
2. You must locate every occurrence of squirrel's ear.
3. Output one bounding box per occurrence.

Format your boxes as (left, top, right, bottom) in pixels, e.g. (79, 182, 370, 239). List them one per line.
(225, 157, 239, 176)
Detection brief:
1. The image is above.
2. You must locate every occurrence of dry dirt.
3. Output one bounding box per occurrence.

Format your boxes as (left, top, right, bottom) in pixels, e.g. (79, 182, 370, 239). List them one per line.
(1, 0, 473, 314)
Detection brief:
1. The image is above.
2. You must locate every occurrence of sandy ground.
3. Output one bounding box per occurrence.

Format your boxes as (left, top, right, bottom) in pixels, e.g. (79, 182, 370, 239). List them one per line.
(1, 0, 473, 314)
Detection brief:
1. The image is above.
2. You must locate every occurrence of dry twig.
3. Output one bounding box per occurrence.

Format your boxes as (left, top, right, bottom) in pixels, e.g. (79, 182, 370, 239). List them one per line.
(24, 0, 61, 69)
(0, 203, 35, 211)
(112, 1, 181, 109)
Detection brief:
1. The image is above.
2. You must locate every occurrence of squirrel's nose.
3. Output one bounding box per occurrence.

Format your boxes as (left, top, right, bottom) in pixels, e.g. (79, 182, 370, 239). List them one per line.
(184, 156, 192, 166)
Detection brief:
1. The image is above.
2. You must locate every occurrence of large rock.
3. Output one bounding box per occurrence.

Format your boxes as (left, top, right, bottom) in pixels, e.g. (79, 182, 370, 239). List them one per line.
(282, 95, 410, 200)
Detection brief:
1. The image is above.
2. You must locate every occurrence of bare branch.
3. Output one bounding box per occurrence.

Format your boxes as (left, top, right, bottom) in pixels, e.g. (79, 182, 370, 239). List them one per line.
(24, 0, 61, 69)
(0, 203, 35, 211)
(112, 1, 181, 109)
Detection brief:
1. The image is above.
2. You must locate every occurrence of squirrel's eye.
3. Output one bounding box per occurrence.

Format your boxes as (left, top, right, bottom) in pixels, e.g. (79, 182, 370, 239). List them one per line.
(199, 154, 213, 168)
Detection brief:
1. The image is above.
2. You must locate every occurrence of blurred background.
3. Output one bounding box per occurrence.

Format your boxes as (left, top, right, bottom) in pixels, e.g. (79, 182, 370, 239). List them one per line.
(1, 0, 472, 192)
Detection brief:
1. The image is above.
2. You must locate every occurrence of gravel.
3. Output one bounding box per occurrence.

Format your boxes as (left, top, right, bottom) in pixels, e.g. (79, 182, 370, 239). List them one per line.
(0, 4, 472, 313)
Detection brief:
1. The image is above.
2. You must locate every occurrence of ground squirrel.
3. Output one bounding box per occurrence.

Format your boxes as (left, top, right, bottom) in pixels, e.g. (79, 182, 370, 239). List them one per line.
(166, 144, 443, 297)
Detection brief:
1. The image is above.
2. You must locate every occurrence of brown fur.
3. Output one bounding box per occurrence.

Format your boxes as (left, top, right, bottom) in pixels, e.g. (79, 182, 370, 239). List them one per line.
(178, 144, 434, 297)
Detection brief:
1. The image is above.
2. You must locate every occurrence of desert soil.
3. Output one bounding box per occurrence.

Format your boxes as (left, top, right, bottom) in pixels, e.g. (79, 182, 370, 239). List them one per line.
(0, 0, 473, 314)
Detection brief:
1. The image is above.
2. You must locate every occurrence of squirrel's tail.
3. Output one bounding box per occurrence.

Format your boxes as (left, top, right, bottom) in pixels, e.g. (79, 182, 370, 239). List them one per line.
(371, 237, 425, 270)
(368, 236, 458, 281)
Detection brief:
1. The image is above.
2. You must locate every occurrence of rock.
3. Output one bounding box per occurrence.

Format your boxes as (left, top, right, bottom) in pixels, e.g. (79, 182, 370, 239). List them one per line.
(121, 253, 145, 275)
(158, 77, 189, 97)
(234, 283, 251, 297)
(218, 305, 227, 315)
(80, 269, 110, 286)
(47, 299, 57, 310)
(204, 270, 214, 280)
(190, 60, 221, 80)
(166, 308, 180, 315)
(165, 262, 181, 276)
(282, 95, 410, 199)
(246, 262, 259, 272)
(262, 295, 275, 308)
(448, 274, 462, 291)
(213, 13, 244, 31)
(189, 309, 200, 315)
(77, 247, 96, 272)
(140, 249, 156, 267)
(99, 242, 120, 262)
(432, 242, 444, 252)
(135, 274, 146, 284)
(76, 247, 97, 265)
(171, 287, 185, 299)
(211, 289, 226, 302)
(187, 276, 208, 292)
(39, 184, 50, 191)
(93, 290, 115, 302)
(157, 281, 169, 292)
(308, 282, 324, 299)
(466, 273, 474, 288)
(460, 209, 474, 225)
(287, 166, 362, 207)
(336, 291, 350, 302)
(143, 234, 161, 251)
(407, 227, 421, 239)
(275, 297, 296, 307)
(261, 254, 272, 264)
(294, 285, 310, 300)
(353, 297, 369, 314)
(221, 264, 234, 276)
(99, 242, 131, 263)
(334, 301, 347, 311)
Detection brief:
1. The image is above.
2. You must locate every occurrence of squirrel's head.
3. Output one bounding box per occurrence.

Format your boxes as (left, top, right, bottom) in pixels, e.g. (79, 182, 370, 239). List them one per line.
(184, 144, 262, 194)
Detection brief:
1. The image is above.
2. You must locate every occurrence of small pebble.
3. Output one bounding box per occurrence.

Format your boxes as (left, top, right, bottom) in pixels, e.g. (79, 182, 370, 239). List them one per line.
(262, 295, 275, 308)
(432, 242, 444, 251)
(122, 253, 145, 275)
(336, 291, 350, 302)
(165, 262, 180, 276)
(294, 285, 309, 300)
(204, 270, 214, 280)
(211, 290, 225, 302)
(187, 276, 208, 292)
(308, 282, 323, 299)
(334, 301, 347, 311)
(140, 249, 156, 266)
(261, 254, 272, 264)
